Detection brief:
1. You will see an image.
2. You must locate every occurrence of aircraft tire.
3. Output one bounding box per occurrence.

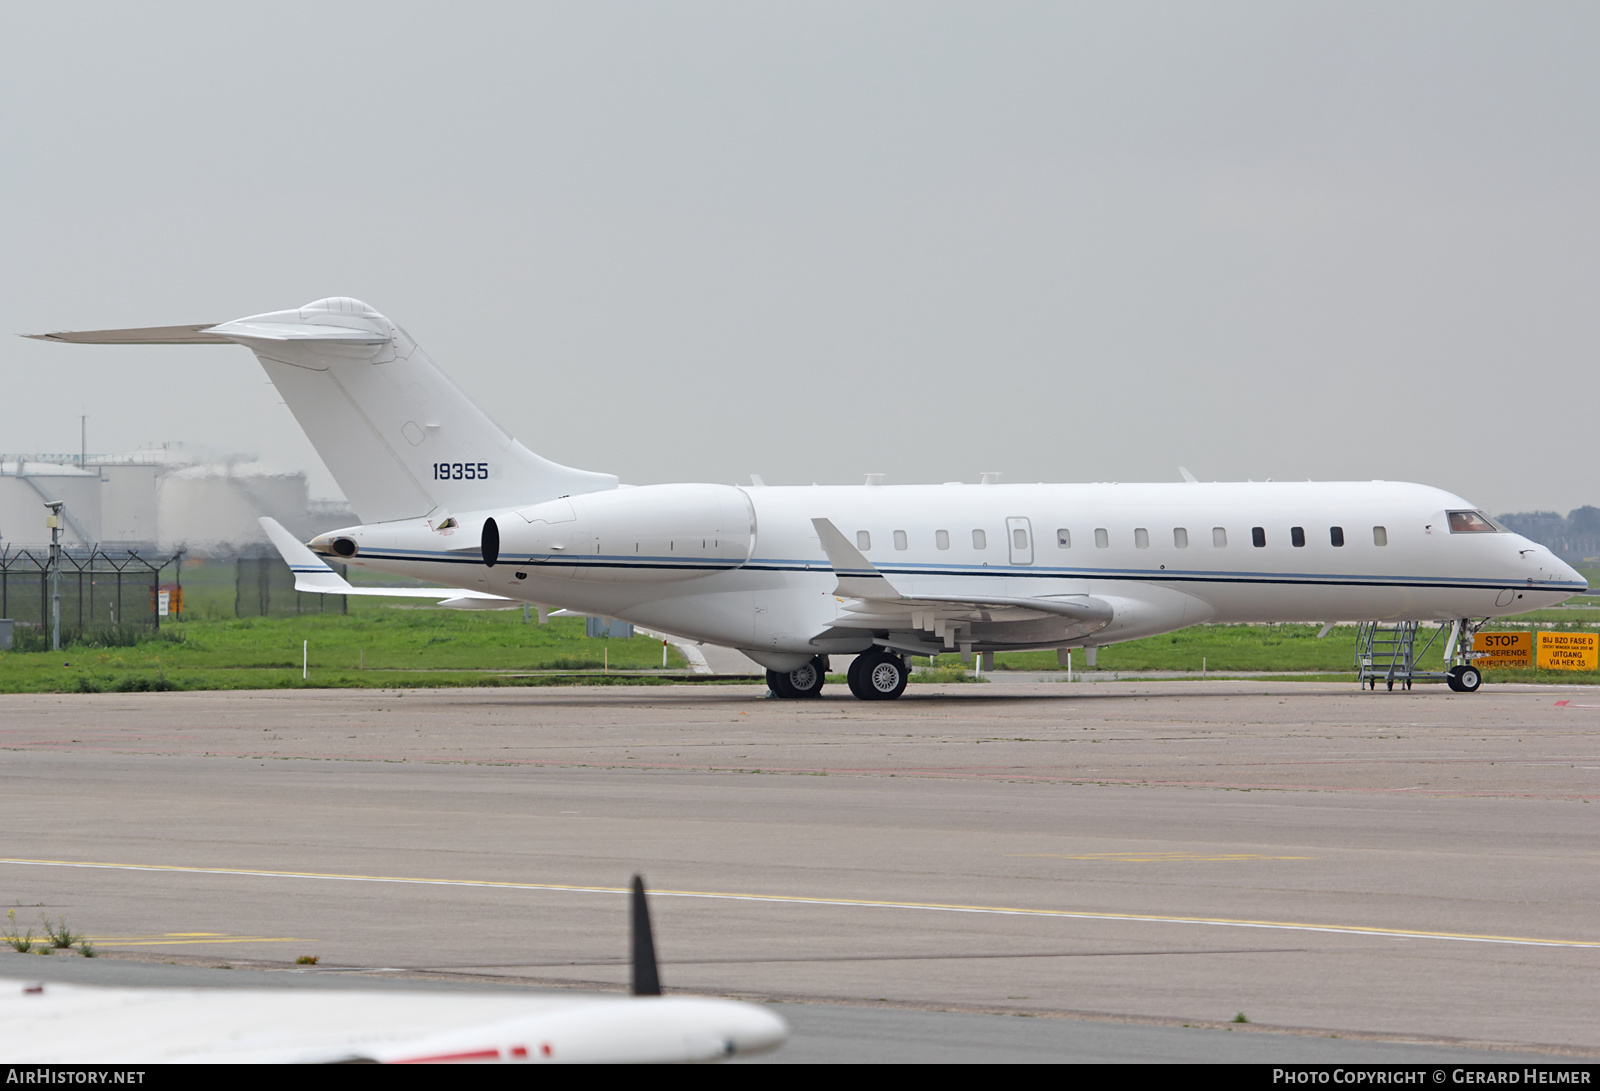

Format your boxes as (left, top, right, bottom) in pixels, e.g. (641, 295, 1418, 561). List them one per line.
(786, 658, 825, 698)
(1446, 664, 1482, 693)
(846, 654, 870, 698)
(848, 650, 908, 701)
(766, 669, 798, 698)
(768, 659, 825, 698)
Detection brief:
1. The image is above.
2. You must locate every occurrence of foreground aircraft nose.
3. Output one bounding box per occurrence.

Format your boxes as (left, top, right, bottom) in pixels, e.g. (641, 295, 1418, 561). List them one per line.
(702, 1000, 790, 1058)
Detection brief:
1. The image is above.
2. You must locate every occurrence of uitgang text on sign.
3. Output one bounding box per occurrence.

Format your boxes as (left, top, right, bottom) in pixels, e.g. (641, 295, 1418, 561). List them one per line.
(1537, 631, 1599, 671)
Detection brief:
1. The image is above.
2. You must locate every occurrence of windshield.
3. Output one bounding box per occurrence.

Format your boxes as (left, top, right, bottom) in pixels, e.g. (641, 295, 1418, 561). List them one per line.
(1447, 510, 1501, 533)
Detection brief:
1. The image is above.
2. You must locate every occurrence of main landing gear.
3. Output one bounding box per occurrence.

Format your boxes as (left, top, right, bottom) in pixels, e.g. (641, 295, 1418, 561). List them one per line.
(766, 656, 826, 699)
(765, 649, 912, 700)
(846, 649, 909, 701)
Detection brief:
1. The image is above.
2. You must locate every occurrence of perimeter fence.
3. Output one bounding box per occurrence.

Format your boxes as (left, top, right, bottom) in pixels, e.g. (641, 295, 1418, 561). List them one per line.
(230, 552, 348, 619)
(0, 547, 350, 646)
(0, 547, 184, 648)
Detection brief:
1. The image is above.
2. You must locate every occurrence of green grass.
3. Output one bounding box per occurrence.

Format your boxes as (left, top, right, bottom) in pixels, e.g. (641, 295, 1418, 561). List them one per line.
(986, 618, 1599, 683)
(172, 555, 459, 621)
(990, 624, 1370, 673)
(0, 606, 687, 693)
(5, 600, 1596, 693)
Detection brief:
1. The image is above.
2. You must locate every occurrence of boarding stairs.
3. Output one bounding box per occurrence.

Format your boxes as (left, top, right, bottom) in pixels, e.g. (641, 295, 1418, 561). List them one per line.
(1354, 621, 1453, 690)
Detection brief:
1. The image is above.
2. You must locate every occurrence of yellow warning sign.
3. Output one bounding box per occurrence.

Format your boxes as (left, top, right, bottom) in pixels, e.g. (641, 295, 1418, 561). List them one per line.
(1472, 631, 1531, 669)
(1537, 631, 1599, 671)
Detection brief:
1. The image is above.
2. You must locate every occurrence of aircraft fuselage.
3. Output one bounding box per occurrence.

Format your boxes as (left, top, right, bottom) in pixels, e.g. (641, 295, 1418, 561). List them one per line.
(314, 479, 1584, 665)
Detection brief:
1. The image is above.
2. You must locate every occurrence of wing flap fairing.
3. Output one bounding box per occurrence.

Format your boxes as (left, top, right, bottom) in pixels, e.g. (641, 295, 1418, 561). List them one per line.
(809, 517, 1113, 648)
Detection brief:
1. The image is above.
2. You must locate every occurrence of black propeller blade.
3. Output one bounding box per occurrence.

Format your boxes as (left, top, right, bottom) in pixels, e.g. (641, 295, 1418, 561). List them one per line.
(631, 874, 662, 997)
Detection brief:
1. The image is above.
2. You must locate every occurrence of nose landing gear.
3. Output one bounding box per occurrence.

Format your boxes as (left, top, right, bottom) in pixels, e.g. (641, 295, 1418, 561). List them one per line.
(1355, 618, 1487, 693)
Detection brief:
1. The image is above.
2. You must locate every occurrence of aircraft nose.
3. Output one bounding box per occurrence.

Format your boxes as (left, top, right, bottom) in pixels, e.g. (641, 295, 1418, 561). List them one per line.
(718, 1004, 789, 1056)
(1553, 555, 1587, 591)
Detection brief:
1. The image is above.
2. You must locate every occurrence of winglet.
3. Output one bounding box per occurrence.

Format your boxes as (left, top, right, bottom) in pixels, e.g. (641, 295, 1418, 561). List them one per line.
(811, 518, 902, 599)
(631, 875, 662, 997)
(259, 517, 355, 593)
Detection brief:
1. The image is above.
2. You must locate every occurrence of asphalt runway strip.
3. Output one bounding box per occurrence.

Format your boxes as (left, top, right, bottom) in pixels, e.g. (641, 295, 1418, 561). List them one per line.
(4, 857, 1596, 951)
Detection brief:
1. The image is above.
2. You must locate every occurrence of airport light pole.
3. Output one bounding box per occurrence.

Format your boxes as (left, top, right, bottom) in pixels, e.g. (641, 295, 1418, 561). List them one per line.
(45, 501, 63, 652)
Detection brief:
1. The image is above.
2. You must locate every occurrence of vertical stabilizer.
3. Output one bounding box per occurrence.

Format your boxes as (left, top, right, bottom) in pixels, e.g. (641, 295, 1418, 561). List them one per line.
(204, 298, 615, 523)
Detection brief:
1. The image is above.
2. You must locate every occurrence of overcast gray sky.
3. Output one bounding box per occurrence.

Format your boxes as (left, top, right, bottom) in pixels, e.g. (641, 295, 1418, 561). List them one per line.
(4, 2, 1597, 515)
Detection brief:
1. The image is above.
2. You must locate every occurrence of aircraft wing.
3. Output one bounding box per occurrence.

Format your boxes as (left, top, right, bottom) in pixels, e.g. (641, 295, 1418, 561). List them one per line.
(259, 517, 519, 610)
(810, 517, 1113, 647)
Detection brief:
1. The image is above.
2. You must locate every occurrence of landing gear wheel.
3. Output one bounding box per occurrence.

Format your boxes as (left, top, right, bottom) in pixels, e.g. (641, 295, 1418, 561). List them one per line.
(1446, 664, 1482, 693)
(847, 650, 908, 701)
(766, 657, 825, 699)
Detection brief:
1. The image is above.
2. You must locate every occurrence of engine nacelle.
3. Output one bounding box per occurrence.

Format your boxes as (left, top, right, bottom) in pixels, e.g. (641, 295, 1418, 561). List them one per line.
(489, 483, 755, 582)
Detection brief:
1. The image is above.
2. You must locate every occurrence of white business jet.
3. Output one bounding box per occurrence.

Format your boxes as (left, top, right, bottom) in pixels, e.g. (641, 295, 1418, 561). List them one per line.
(31, 297, 1585, 698)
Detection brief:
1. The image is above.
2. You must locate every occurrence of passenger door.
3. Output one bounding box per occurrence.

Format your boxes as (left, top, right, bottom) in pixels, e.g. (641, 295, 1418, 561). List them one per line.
(1006, 516, 1034, 566)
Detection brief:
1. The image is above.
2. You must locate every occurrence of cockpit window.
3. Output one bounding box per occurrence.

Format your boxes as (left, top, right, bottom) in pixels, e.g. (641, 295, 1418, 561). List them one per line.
(1447, 510, 1500, 534)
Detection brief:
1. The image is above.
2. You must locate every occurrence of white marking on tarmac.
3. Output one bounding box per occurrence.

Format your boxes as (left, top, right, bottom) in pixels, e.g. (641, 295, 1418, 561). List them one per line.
(3, 857, 1596, 951)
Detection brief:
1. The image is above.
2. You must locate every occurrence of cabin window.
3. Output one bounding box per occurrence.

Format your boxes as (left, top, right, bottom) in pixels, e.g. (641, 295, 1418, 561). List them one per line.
(972, 529, 987, 549)
(1173, 527, 1188, 548)
(1013, 528, 1028, 550)
(1330, 526, 1344, 547)
(1056, 529, 1071, 548)
(1373, 526, 1388, 546)
(893, 530, 908, 550)
(1290, 526, 1306, 547)
(856, 531, 871, 551)
(1448, 510, 1500, 533)
(1212, 527, 1227, 547)
(1252, 526, 1266, 548)
(1134, 527, 1149, 549)
(935, 529, 950, 550)
(1094, 528, 1109, 549)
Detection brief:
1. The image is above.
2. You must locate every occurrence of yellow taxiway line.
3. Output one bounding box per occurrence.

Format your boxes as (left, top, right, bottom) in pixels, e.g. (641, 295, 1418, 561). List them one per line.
(80, 934, 310, 946)
(3, 856, 1596, 951)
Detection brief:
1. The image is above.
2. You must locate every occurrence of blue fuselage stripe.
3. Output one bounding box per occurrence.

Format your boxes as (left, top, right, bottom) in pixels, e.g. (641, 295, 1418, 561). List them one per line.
(341, 548, 1581, 594)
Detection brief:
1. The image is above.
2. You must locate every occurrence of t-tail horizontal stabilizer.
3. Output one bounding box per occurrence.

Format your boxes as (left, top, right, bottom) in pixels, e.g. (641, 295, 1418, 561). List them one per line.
(31, 297, 619, 524)
(258, 517, 520, 610)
